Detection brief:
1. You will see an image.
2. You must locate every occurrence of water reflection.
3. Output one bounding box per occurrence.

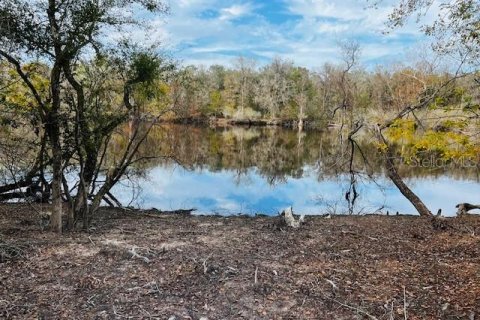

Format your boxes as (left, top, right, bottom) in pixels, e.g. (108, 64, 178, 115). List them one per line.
(112, 124, 480, 216)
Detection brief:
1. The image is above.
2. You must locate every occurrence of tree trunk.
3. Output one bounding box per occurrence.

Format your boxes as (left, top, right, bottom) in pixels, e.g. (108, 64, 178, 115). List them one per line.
(385, 146, 432, 217)
(47, 61, 63, 233)
(297, 92, 305, 132)
(49, 124, 64, 232)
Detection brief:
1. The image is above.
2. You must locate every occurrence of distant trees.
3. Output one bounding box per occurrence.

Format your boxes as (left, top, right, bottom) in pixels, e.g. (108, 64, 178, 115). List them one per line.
(290, 66, 315, 131)
(233, 57, 256, 118)
(255, 58, 294, 119)
(166, 58, 322, 126)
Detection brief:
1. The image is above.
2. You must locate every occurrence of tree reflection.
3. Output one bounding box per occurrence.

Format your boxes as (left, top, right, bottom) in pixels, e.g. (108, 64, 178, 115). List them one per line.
(122, 124, 480, 185)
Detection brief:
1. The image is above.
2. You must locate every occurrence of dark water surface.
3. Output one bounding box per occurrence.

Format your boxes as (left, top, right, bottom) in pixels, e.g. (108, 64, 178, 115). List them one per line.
(113, 124, 480, 216)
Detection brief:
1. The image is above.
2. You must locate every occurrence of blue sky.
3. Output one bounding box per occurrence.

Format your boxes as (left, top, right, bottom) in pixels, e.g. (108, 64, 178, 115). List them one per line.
(142, 0, 441, 68)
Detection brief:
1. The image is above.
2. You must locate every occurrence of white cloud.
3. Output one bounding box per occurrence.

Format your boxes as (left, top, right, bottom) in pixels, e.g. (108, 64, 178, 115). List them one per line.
(113, 165, 480, 216)
(286, 0, 373, 21)
(137, 0, 439, 68)
(219, 3, 254, 21)
(316, 21, 350, 34)
(176, 0, 215, 9)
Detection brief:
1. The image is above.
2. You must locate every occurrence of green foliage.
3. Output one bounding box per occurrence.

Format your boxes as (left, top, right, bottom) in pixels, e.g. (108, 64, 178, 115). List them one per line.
(129, 52, 161, 85)
(204, 90, 223, 115)
(1, 63, 49, 112)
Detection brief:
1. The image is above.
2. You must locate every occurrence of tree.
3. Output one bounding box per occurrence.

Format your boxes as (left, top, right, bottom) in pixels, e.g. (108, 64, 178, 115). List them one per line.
(362, 0, 480, 217)
(255, 58, 293, 119)
(234, 57, 256, 118)
(334, 41, 362, 138)
(289, 67, 314, 131)
(384, 0, 480, 61)
(206, 65, 227, 116)
(0, 0, 168, 232)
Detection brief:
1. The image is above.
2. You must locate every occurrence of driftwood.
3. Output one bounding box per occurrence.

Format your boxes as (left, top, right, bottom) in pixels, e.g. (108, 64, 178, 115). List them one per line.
(281, 207, 305, 228)
(456, 203, 480, 216)
(144, 208, 197, 216)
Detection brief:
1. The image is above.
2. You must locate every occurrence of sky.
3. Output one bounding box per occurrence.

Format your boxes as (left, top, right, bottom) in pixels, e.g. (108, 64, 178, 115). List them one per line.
(146, 0, 441, 69)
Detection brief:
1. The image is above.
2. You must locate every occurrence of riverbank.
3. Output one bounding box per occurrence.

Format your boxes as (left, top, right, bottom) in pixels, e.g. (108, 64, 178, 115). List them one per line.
(1, 204, 479, 319)
(162, 116, 327, 129)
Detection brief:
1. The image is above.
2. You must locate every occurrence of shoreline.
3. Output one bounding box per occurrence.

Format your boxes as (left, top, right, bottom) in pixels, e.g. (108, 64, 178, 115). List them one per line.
(156, 116, 331, 130)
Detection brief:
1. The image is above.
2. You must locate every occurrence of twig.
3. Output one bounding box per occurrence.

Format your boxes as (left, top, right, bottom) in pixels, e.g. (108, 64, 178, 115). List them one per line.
(0, 241, 26, 262)
(325, 279, 338, 290)
(0, 299, 10, 306)
(301, 297, 307, 307)
(330, 298, 378, 320)
(404, 286, 408, 320)
(129, 246, 150, 263)
(87, 294, 97, 307)
(254, 266, 258, 284)
(203, 256, 209, 274)
(389, 301, 395, 320)
(112, 305, 129, 318)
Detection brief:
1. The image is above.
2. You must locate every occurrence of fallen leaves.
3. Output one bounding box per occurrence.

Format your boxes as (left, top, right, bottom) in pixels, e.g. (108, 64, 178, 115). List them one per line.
(1, 204, 480, 319)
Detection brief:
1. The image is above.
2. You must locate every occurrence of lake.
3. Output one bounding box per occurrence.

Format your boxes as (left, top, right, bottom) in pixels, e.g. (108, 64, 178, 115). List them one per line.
(112, 124, 480, 216)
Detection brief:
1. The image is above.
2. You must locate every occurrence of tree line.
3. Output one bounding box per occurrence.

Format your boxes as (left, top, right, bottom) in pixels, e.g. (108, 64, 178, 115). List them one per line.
(164, 54, 478, 126)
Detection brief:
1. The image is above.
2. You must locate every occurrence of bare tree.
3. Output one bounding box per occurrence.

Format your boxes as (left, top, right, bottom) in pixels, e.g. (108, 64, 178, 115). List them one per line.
(234, 57, 257, 118)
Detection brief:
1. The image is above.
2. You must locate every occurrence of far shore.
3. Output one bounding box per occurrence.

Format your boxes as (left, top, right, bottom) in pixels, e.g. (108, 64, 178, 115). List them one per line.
(152, 115, 335, 130)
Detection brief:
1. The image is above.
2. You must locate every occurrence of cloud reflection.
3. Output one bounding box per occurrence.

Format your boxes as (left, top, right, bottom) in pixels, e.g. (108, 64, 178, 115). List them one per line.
(113, 165, 480, 217)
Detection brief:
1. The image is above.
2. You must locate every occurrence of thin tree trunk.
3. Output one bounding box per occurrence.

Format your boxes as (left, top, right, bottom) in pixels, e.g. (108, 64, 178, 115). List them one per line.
(47, 0, 64, 233)
(48, 106, 63, 232)
(384, 145, 432, 217)
(49, 126, 64, 232)
(298, 101, 304, 132)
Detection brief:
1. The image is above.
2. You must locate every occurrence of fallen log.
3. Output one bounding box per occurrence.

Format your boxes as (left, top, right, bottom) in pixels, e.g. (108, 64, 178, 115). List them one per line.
(0, 182, 50, 203)
(455, 203, 480, 216)
(0, 192, 25, 201)
(143, 208, 197, 216)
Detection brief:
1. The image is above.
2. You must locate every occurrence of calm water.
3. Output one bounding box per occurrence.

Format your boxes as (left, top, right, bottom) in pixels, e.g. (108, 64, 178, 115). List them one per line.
(112, 124, 480, 216)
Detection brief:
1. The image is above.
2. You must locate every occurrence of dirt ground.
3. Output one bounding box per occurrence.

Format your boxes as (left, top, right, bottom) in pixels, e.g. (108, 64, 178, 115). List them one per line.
(1, 204, 480, 319)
